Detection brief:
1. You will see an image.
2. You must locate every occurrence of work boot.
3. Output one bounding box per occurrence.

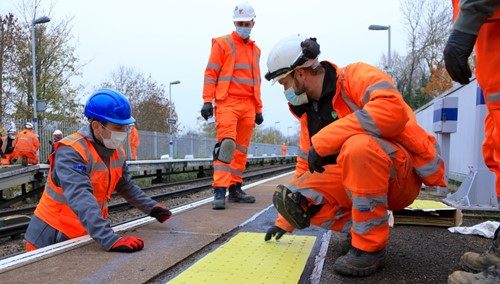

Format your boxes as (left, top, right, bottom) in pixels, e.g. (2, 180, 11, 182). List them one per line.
(339, 234, 352, 256)
(448, 263, 500, 284)
(460, 246, 500, 272)
(228, 183, 255, 203)
(212, 187, 226, 210)
(21, 155, 27, 166)
(333, 247, 386, 277)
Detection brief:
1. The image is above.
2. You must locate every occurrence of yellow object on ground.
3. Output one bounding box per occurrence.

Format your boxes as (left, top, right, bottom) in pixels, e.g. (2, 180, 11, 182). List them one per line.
(168, 232, 316, 283)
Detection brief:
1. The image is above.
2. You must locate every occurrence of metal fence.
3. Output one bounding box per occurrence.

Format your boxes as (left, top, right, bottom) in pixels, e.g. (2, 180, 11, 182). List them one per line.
(2, 118, 299, 162)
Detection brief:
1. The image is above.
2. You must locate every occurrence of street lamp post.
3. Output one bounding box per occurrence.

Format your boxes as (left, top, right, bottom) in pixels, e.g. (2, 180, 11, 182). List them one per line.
(168, 80, 181, 158)
(31, 16, 51, 136)
(368, 24, 391, 74)
(274, 121, 280, 145)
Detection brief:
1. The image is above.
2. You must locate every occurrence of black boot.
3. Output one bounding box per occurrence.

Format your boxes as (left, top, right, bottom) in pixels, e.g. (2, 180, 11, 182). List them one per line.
(228, 182, 255, 203)
(212, 187, 226, 210)
(333, 247, 386, 277)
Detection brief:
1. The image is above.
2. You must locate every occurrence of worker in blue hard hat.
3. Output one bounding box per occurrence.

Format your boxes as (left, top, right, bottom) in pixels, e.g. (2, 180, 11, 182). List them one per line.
(25, 88, 173, 253)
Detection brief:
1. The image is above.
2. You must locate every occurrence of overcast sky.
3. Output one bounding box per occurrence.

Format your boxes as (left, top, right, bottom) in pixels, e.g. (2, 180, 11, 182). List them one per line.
(2, 0, 408, 137)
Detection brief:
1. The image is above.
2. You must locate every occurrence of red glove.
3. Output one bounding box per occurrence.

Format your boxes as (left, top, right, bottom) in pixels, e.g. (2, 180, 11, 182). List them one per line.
(150, 204, 172, 223)
(110, 236, 144, 252)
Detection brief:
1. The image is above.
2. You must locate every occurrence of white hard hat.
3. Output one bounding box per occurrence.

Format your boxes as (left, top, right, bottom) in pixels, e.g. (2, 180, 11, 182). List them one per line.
(233, 2, 256, 21)
(7, 128, 16, 134)
(265, 34, 321, 85)
(25, 122, 33, 129)
(53, 129, 63, 136)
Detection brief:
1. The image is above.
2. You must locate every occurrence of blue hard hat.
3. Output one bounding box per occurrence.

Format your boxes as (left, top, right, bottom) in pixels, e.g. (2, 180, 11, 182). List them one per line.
(84, 88, 135, 125)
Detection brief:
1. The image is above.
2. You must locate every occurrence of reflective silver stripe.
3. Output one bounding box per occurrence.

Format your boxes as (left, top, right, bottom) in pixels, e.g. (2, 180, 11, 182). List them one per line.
(214, 164, 243, 176)
(355, 109, 381, 136)
(362, 81, 398, 105)
(298, 148, 308, 160)
(206, 62, 221, 72)
(231, 77, 254, 85)
(320, 220, 334, 230)
(204, 78, 217, 84)
(288, 185, 326, 205)
(373, 137, 397, 180)
(352, 195, 388, 211)
(223, 35, 236, 59)
(218, 76, 232, 82)
(234, 63, 251, 70)
(352, 212, 389, 234)
(45, 184, 68, 204)
(340, 68, 360, 112)
(415, 146, 443, 178)
(235, 144, 248, 154)
(486, 92, 500, 103)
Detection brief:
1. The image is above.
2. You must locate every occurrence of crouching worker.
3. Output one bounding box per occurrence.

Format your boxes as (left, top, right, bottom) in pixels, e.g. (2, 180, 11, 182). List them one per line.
(263, 35, 446, 277)
(25, 89, 172, 253)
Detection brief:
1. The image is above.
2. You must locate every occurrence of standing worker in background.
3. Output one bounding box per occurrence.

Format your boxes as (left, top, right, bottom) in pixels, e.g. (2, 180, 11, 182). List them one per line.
(47, 129, 63, 164)
(281, 142, 287, 156)
(444, 1, 500, 283)
(129, 124, 140, 160)
(200, 1, 264, 210)
(24, 89, 172, 253)
(263, 34, 446, 277)
(12, 122, 40, 166)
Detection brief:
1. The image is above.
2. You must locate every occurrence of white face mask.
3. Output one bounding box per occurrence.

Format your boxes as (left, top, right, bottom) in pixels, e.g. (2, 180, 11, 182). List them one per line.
(9, 135, 15, 140)
(284, 86, 309, 106)
(102, 130, 127, 149)
(99, 123, 128, 149)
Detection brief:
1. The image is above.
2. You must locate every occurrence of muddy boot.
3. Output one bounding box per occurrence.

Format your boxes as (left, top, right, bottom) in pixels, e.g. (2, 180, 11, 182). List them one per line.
(333, 247, 386, 277)
(228, 182, 255, 203)
(461, 226, 500, 272)
(21, 155, 28, 166)
(448, 263, 500, 284)
(212, 187, 226, 210)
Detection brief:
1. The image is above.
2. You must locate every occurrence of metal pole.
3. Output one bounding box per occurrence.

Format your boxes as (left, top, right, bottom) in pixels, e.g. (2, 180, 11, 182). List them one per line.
(169, 83, 172, 158)
(388, 25, 392, 74)
(31, 21, 38, 136)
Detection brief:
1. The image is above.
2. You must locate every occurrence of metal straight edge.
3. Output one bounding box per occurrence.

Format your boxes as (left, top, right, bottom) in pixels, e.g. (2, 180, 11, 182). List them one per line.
(0, 171, 295, 274)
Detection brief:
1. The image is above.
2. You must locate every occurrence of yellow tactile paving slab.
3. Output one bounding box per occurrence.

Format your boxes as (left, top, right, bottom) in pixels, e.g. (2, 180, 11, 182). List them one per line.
(406, 199, 455, 211)
(168, 232, 316, 284)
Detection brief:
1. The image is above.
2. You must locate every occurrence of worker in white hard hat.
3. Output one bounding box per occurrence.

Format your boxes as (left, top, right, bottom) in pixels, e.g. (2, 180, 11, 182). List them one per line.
(1, 127, 17, 165)
(47, 129, 63, 163)
(263, 34, 446, 277)
(12, 122, 40, 166)
(200, 2, 264, 210)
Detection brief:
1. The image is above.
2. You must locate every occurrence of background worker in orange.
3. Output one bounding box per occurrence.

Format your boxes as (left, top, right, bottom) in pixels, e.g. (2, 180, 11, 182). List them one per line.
(129, 124, 140, 160)
(444, 1, 500, 283)
(281, 142, 287, 156)
(200, 2, 264, 210)
(12, 122, 40, 166)
(263, 35, 446, 277)
(24, 89, 172, 253)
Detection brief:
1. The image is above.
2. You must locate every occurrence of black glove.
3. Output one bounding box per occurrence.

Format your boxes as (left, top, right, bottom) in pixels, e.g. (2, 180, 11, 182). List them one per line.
(200, 103, 213, 120)
(443, 29, 478, 85)
(255, 113, 264, 125)
(265, 225, 287, 241)
(308, 146, 325, 173)
(150, 204, 172, 223)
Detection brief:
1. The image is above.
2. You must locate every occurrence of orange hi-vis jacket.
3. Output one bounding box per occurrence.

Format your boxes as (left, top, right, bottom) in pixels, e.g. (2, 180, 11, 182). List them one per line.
(295, 62, 446, 187)
(13, 129, 40, 163)
(202, 31, 263, 114)
(129, 126, 140, 148)
(34, 133, 125, 239)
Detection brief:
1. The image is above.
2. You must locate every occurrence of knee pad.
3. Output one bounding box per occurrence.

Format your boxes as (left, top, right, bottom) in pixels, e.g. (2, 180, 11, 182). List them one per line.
(213, 138, 236, 164)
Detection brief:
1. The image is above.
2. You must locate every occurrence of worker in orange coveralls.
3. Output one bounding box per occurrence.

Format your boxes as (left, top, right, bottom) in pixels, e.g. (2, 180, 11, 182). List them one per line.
(129, 124, 140, 160)
(200, 2, 264, 210)
(444, 0, 500, 283)
(12, 122, 40, 166)
(263, 34, 446, 277)
(281, 142, 287, 156)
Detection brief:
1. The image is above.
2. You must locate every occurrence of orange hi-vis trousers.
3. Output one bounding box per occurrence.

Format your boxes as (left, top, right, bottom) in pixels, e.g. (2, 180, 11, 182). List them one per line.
(213, 96, 256, 188)
(476, 18, 500, 199)
(277, 134, 422, 252)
